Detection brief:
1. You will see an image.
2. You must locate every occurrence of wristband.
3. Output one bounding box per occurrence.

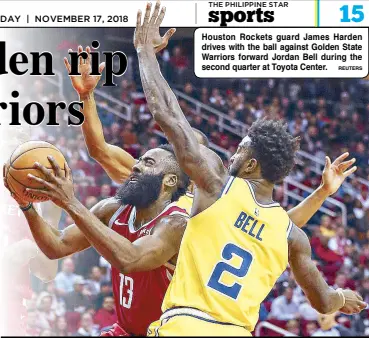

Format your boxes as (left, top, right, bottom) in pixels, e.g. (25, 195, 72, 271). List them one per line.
(336, 288, 346, 308)
(20, 203, 33, 212)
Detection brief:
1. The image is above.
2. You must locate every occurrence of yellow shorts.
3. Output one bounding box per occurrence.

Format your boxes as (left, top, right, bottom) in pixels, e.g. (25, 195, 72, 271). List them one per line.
(147, 308, 252, 337)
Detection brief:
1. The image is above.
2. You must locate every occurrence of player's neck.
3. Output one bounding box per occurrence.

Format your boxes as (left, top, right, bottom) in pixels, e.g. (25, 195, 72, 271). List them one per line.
(246, 179, 275, 205)
(134, 198, 172, 229)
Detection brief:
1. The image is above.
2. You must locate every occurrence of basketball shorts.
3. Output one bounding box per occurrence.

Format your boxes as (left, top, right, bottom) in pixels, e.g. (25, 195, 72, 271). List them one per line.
(147, 307, 252, 336)
(100, 323, 131, 337)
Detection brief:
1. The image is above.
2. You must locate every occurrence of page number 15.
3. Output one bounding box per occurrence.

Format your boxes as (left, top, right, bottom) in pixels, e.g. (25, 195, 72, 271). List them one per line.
(340, 5, 364, 23)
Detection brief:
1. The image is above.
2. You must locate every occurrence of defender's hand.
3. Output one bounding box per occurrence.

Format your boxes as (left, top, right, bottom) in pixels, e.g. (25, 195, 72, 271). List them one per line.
(26, 157, 75, 209)
(134, 1, 176, 53)
(320, 152, 357, 197)
(339, 289, 367, 315)
(64, 45, 105, 98)
(3, 163, 29, 208)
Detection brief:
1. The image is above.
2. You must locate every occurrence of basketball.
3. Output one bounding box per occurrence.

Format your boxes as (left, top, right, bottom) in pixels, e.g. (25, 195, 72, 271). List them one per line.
(5, 141, 67, 203)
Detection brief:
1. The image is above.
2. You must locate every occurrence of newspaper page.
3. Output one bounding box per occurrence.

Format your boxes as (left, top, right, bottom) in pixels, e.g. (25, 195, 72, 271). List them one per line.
(0, 0, 368, 336)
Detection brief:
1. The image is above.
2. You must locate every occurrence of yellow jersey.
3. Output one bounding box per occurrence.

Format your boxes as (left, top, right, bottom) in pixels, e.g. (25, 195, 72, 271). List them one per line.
(162, 176, 293, 332)
(177, 192, 194, 215)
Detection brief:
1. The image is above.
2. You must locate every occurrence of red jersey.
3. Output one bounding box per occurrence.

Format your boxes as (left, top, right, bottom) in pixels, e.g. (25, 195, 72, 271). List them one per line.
(109, 202, 188, 336)
(2, 194, 38, 335)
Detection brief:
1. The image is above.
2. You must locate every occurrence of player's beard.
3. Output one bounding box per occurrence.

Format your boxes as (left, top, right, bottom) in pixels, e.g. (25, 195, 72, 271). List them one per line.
(115, 173, 164, 209)
(228, 162, 241, 177)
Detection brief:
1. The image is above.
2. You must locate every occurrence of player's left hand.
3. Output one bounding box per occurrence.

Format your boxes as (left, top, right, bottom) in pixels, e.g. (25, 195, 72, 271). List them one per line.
(319, 152, 357, 196)
(64, 45, 105, 98)
(134, 1, 176, 53)
(26, 157, 75, 209)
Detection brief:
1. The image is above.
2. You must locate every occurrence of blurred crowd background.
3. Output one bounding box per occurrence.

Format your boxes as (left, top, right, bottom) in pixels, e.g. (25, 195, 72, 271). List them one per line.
(9, 28, 369, 336)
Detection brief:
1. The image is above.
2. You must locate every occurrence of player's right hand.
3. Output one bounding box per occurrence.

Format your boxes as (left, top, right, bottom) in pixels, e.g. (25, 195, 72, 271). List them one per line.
(134, 1, 176, 53)
(3, 163, 30, 208)
(319, 152, 357, 197)
(339, 289, 367, 315)
(64, 45, 105, 98)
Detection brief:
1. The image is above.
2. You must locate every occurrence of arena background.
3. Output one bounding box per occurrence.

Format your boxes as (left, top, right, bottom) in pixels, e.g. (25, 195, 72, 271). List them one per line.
(2, 27, 369, 336)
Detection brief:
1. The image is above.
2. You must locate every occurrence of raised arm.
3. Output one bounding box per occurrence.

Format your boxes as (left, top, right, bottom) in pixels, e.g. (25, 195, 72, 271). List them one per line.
(135, 2, 227, 194)
(288, 153, 356, 227)
(64, 46, 135, 183)
(288, 225, 366, 315)
(80, 93, 136, 183)
(26, 157, 188, 274)
(65, 40, 175, 184)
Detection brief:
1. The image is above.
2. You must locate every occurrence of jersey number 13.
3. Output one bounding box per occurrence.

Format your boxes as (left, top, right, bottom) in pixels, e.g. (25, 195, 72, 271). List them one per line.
(119, 273, 134, 309)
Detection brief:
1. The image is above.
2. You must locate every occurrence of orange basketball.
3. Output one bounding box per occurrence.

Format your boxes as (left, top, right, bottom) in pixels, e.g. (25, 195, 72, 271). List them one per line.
(5, 141, 67, 203)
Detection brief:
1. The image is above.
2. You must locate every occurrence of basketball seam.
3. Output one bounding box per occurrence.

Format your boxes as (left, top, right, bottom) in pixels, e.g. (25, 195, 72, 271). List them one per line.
(10, 146, 58, 166)
(6, 169, 16, 195)
(7, 171, 48, 201)
(7, 179, 17, 196)
(8, 171, 32, 188)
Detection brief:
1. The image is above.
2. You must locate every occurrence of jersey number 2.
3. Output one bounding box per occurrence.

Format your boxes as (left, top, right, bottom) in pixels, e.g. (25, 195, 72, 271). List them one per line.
(119, 274, 134, 308)
(207, 243, 253, 300)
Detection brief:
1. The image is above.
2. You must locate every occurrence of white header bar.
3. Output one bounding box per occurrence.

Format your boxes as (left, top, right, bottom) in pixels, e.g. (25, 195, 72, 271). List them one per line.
(0, 1, 368, 27)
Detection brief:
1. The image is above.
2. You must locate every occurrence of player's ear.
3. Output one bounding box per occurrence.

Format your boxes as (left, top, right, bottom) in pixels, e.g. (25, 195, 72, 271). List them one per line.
(163, 173, 178, 188)
(245, 158, 258, 174)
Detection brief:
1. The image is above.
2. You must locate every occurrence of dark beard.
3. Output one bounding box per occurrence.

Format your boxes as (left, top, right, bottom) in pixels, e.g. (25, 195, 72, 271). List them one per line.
(228, 164, 240, 177)
(115, 173, 164, 209)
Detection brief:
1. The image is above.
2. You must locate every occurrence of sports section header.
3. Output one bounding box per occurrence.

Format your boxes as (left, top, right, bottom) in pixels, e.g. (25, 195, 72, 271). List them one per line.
(0, 1, 368, 27)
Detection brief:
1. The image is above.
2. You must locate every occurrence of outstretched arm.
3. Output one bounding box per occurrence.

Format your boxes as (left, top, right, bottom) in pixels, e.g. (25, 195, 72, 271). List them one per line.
(64, 46, 135, 184)
(21, 200, 111, 260)
(67, 200, 187, 273)
(3, 168, 114, 262)
(135, 2, 227, 194)
(80, 92, 135, 183)
(27, 157, 188, 274)
(65, 32, 176, 184)
(288, 153, 356, 227)
(288, 225, 366, 314)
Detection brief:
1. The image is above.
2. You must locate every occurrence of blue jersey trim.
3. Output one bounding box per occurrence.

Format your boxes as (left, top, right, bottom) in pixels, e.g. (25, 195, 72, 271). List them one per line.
(165, 313, 243, 326)
(219, 176, 235, 199)
(286, 220, 294, 239)
(161, 307, 245, 328)
(245, 180, 280, 208)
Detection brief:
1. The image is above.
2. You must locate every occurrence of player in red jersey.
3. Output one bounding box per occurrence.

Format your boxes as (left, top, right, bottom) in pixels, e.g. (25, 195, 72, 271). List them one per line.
(1, 127, 62, 336)
(5, 143, 190, 336)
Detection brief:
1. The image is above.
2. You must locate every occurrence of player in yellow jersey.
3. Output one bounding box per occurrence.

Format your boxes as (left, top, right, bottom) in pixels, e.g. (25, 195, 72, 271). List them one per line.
(134, 2, 367, 336)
